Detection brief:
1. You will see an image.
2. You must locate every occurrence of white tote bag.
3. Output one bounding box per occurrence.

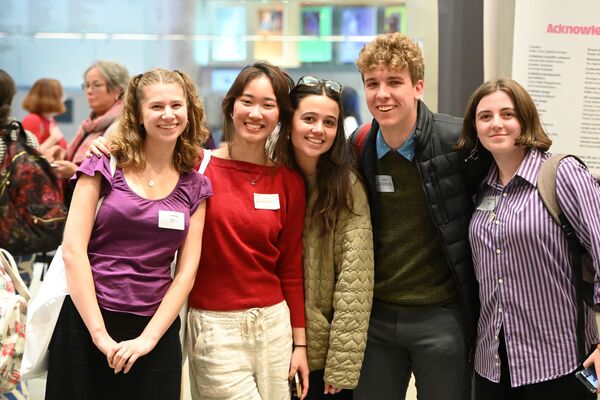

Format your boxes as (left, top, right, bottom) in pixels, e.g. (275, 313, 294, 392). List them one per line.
(19, 246, 67, 380)
(21, 156, 117, 380)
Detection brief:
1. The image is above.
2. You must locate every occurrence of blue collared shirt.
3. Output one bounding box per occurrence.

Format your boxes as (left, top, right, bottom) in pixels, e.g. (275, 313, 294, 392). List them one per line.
(376, 128, 416, 161)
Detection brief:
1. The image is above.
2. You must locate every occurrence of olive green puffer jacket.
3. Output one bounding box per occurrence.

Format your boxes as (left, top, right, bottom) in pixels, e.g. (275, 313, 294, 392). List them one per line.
(303, 172, 374, 389)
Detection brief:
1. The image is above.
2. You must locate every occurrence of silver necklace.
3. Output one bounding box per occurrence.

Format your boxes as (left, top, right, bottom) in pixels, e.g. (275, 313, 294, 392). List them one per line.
(229, 146, 266, 186)
(144, 170, 157, 187)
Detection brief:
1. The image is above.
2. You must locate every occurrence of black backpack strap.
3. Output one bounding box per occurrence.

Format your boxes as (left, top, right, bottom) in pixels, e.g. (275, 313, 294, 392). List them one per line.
(559, 212, 588, 361)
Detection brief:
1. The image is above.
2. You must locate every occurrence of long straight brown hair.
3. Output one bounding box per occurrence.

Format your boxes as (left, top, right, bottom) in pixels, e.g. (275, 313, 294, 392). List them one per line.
(220, 61, 294, 165)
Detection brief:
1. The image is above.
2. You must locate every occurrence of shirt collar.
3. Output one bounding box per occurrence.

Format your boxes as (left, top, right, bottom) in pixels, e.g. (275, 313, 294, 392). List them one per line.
(376, 127, 416, 160)
(482, 148, 543, 189)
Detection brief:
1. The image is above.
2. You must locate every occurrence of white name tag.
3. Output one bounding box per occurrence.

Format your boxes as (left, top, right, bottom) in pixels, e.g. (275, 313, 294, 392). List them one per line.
(158, 210, 185, 230)
(376, 175, 395, 192)
(254, 193, 280, 210)
(476, 195, 499, 211)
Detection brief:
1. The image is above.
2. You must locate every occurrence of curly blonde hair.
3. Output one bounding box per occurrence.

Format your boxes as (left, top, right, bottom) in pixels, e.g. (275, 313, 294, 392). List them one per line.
(110, 68, 208, 173)
(356, 33, 424, 85)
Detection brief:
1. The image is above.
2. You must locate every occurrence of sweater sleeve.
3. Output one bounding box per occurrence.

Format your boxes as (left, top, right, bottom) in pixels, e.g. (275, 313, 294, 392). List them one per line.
(275, 168, 307, 327)
(325, 174, 374, 388)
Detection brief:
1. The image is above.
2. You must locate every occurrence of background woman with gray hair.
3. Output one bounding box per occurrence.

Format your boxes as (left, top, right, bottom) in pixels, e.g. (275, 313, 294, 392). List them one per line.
(51, 60, 129, 206)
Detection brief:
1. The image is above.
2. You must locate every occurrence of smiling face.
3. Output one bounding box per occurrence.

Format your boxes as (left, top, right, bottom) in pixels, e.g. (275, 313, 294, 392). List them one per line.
(291, 93, 339, 172)
(475, 90, 523, 158)
(83, 67, 121, 116)
(231, 75, 280, 146)
(139, 83, 188, 145)
(363, 66, 423, 135)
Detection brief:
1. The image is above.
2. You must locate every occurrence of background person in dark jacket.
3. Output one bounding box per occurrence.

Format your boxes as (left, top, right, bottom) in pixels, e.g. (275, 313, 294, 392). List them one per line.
(351, 33, 478, 400)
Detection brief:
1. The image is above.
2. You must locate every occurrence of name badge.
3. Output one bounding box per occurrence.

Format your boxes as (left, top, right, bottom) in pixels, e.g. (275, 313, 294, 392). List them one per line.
(376, 175, 394, 192)
(254, 193, 280, 210)
(476, 195, 499, 211)
(158, 210, 185, 230)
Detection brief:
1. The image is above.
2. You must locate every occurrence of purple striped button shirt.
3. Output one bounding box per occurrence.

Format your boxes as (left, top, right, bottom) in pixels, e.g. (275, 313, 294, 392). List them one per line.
(469, 149, 600, 387)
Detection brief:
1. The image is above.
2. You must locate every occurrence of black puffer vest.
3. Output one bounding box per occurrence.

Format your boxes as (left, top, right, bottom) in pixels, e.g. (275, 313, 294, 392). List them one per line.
(351, 100, 479, 348)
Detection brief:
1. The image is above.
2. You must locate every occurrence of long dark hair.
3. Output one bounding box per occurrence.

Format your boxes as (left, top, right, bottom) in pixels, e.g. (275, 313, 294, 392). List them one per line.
(221, 61, 294, 164)
(0, 69, 16, 127)
(287, 82, 357, 234)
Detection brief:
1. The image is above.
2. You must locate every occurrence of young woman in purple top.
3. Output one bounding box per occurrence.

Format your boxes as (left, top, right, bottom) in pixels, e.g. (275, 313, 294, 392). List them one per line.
(45, 68, 212, 400)
(457, 78, 600, 399)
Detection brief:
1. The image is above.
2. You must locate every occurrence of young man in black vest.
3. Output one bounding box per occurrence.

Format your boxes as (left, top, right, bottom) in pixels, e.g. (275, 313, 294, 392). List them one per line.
(351, 33, 477, 400)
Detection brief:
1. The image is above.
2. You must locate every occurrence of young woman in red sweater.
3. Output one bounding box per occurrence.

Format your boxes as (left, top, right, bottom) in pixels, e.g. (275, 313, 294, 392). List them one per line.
(185, 62, 309, 399)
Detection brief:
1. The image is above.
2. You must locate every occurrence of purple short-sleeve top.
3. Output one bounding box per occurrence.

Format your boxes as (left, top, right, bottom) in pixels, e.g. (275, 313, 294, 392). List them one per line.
(71, 155, 212, 316)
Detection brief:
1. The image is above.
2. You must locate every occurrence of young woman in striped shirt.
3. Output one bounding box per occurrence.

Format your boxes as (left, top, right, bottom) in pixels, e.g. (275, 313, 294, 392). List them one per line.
(458, 78, 600, 399)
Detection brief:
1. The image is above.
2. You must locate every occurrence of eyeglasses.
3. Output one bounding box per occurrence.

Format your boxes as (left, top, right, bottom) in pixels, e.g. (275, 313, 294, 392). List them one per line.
(296, 76, 342, 94)
(81, 82, 107, 92)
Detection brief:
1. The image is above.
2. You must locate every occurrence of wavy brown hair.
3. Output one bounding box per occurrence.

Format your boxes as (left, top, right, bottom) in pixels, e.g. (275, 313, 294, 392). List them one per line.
(285, 81, 358, 234)
(457, 78, 552, 153)
(110, 68, 209, 173)
(22, 79, 66, 115)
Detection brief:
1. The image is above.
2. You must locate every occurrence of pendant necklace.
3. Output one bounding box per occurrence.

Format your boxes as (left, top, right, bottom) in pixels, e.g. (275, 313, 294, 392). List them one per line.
(144, 169, 157, 187)
(239, 169, 262, 186)
(230, 146, 265, 186)
(145, 171, 156, 187)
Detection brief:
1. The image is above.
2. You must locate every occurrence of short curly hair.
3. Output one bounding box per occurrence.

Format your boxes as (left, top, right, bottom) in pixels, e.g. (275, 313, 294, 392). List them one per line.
(111, 68, 209, 173)
(84, 60, 130, 95)
(356, 33, 424, 85)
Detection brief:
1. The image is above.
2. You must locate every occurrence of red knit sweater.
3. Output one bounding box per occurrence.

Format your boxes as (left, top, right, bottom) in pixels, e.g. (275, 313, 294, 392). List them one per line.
(188, 154, 306, 327)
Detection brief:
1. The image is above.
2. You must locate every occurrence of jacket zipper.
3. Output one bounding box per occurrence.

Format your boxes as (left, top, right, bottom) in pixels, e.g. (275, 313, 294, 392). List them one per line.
(430, 165, 449, 224)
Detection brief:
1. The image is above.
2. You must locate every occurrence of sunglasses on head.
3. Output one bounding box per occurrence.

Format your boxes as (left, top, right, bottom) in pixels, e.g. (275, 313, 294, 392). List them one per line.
(296, 76, 343, 94)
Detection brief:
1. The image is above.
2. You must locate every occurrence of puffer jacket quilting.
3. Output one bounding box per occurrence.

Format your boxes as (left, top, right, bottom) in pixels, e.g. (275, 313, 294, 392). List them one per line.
(303, 172, 374, 389)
